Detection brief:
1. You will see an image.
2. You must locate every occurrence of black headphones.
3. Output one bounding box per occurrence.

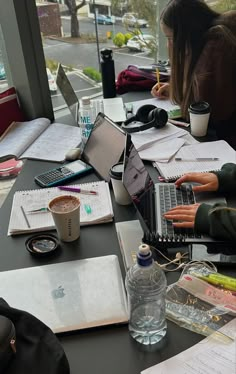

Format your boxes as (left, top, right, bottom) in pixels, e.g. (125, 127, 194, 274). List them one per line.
(122, 104, 168, 133)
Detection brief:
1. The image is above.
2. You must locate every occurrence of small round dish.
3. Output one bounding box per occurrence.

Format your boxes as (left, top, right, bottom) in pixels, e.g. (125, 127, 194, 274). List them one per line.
(25, 234, 59, 257)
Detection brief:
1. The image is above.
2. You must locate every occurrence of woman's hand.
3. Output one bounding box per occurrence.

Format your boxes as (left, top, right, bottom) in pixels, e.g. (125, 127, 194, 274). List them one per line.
(151, 82, 170, 99)
(175, 172, 219, 192)
(164, 203, 200, 228)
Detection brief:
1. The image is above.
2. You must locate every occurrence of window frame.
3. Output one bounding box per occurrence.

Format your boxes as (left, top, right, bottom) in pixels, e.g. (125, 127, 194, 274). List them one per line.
(0, 0, 54, 121)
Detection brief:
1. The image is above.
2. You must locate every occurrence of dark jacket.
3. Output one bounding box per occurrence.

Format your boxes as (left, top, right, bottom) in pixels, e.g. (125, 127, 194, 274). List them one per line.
(194, 163, 236, 240)
(193, 11, 236, 149)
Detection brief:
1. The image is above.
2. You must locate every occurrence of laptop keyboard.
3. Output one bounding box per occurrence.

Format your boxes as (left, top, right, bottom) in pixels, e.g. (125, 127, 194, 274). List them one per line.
(159, 184, 199, 238)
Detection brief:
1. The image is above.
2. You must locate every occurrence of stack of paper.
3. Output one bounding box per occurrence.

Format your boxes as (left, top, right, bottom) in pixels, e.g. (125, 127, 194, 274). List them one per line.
(130, 122, 196, 162)
(153, 140, 236, 181)
(8, 181, 113, 235)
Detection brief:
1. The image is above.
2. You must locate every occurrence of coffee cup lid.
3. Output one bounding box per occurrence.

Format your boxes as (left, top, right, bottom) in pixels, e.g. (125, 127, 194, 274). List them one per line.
(109, 162, 124, 180)
(25, 234, 60, 257)
(189, 101, 210, 114)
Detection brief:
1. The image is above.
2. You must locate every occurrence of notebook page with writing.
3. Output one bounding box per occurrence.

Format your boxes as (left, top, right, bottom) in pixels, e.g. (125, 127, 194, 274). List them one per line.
(154, 140, 236, 181)
(0, 118, 50, 161)
(21, 122, 82, 162)
(8, 181, 113, 235)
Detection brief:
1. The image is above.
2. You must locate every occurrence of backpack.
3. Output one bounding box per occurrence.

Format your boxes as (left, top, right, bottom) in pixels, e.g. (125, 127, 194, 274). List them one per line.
(0, 298, 70, 374)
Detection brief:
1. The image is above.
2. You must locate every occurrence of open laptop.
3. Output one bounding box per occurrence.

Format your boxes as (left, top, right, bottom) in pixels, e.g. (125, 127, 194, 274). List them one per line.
(56, 64, 127, 124)
(82, 112, 126, 182)
(56, 63, 79, 124)
(0, 256, 128, 333)
(122, 134, 233, 246)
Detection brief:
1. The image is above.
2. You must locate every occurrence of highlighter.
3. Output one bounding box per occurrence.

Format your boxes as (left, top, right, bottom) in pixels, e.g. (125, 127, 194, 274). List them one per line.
(199, 273, 236, 292)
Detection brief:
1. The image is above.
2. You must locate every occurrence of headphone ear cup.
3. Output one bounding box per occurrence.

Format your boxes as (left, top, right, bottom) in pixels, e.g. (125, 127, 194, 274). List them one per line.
(152, 108, 168, 128)
(136, 104, 157, 123)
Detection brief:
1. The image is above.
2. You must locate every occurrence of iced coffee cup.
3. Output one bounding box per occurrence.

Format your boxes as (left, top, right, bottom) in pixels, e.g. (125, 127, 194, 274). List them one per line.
(48, 195, 80, 242)
(189, 101, 210, 137)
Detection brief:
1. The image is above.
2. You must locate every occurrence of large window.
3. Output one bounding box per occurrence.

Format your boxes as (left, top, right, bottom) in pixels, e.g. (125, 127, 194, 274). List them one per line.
(0, 1, 231, 121)
(36, 0, 168, 113)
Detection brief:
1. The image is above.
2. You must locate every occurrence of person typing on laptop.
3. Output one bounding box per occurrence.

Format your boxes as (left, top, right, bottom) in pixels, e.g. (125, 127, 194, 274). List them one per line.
(164, 163, 236, 240)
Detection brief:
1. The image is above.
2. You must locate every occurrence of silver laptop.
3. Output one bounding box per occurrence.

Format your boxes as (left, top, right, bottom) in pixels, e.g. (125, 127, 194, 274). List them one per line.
(0, 255, 128, 333)
(56, 64, 126, 124)
(56, 63, 79, 124)
(82, 113, 126, 182)
(122, 134, 230, 246)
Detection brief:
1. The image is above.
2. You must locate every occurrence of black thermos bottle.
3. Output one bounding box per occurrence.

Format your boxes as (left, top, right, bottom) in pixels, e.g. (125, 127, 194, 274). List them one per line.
(100, 48, 116, 98)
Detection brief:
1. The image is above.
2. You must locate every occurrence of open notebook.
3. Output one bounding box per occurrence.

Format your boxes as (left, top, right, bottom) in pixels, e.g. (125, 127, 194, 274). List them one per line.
(8, 180, 113, 235)
(154, 140, 236, 181)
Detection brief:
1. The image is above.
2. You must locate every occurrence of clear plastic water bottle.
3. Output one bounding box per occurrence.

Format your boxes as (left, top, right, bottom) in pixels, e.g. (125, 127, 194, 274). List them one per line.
(78, 97, 94, 150)
(125, 244, 167, 345)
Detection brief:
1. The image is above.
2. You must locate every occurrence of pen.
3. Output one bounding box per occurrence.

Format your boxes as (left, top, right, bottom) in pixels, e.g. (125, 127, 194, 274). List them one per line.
(27, 207, 49, 213)
(156, 68, 160, 90)
(58, 186, 97, 195)
(20, 205, 31, 228)
(175, 157, 219, 161)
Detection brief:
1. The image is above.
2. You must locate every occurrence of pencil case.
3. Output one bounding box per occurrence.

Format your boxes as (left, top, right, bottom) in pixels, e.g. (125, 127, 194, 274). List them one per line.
(0, 315, 16, 373)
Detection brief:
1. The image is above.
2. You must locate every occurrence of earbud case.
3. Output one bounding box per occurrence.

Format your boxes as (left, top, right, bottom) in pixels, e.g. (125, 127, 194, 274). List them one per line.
(0, 315, 16, 373)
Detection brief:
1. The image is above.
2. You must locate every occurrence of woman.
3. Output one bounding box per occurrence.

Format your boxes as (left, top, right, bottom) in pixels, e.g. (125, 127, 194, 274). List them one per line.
(151, 0, 236, 148)
(164, 163, 236, 240)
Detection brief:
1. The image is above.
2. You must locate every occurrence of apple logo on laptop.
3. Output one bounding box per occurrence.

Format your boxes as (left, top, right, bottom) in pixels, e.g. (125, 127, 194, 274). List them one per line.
(52, 285, 65, 299)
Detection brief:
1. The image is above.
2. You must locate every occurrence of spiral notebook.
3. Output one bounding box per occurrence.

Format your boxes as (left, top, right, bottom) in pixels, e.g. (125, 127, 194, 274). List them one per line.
(8, 180, 113, 235)
(153, 140, 236, 181)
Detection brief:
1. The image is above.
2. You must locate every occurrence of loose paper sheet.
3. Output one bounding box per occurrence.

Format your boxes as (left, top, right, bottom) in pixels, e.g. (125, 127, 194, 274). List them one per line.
(141, 318, 236, 374)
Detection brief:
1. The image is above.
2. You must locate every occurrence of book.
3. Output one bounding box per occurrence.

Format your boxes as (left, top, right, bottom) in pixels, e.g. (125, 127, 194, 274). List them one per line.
(127, 97, 181, 119)
(8, 180, 113, 235)
(0, 117, 82, 163)
(153, 140, 236, 181)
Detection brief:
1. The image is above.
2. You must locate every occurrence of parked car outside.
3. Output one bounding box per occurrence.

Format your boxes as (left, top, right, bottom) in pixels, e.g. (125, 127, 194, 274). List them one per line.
(122, 13, 148, 28)
(46, 68, 57, 93)
(0, 63, 6, 80)
(126, 34, 156, 52)
(95, 14, 115, 25)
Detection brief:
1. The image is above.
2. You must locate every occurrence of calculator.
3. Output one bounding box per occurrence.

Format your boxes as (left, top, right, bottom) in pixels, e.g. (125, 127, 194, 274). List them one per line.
(34, 160, 92, 188)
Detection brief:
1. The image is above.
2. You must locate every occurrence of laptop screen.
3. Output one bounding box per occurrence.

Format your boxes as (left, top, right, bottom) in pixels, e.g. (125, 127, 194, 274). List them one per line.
(82, 113, 126, 182)
(123, 134, 157, 235)
(56, 64, 79, 123)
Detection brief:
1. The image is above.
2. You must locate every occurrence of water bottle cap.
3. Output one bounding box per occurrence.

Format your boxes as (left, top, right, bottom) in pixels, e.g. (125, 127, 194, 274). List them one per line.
(137, 244, 153, 266)
(139, 244, 150, 255)
(81, 96, 91, 106)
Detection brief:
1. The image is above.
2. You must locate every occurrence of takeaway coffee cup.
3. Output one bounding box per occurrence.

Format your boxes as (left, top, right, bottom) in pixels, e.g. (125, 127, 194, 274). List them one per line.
(48, 195, 80, 242)
(189, 101, 210, 137)
(109, 163, 132, 205)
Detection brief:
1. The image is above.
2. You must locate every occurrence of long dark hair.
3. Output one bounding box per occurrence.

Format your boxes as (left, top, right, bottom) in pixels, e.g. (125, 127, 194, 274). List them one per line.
(161, 0, 220, 118)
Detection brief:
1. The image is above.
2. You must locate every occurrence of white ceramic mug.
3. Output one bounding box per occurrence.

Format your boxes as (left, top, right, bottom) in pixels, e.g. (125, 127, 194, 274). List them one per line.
(48, 195, 80, 242)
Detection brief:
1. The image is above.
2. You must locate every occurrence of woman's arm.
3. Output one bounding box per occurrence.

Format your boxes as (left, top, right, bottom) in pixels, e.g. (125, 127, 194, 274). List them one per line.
(195, 202, 236, 240)
(164, 202, 236, 240)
